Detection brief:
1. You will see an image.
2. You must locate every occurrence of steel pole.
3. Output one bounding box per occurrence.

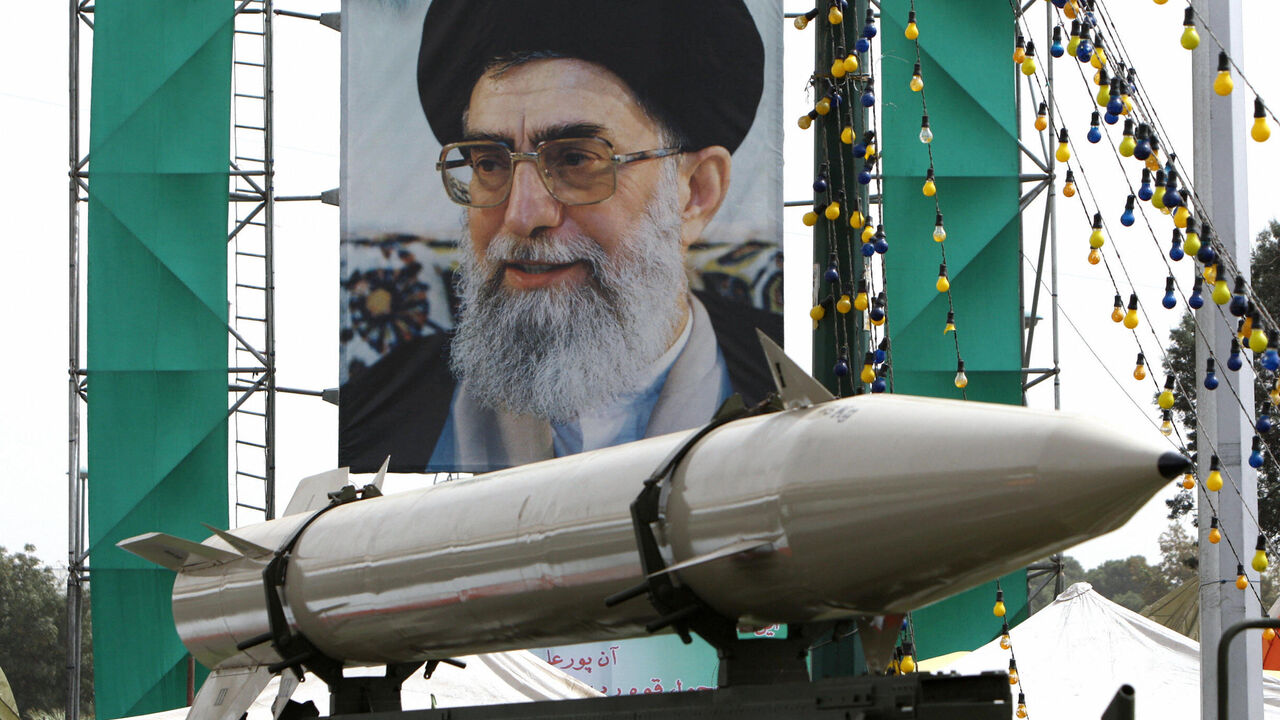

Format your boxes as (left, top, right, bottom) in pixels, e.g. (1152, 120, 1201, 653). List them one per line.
(1191, 1, 1260, 718)
(66, 0, 83, 717)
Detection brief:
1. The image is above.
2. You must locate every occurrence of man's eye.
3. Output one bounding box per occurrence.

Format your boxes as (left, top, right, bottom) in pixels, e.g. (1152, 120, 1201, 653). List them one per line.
(472, 156, 507, 173)
(559, 152, 590, 167)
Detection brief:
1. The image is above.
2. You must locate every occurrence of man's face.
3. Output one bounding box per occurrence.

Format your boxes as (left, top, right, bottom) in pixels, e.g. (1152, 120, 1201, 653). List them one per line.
(461, 58, 680, 294)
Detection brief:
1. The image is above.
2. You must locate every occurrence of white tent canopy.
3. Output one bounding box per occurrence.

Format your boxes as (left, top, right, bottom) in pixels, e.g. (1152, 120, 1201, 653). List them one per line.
(943, 582, 1280, 719)
(124, 651, 600, 720)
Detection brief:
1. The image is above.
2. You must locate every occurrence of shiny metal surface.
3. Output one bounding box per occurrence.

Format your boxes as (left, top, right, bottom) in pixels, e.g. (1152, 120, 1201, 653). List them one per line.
(165, 395, 1177, 670)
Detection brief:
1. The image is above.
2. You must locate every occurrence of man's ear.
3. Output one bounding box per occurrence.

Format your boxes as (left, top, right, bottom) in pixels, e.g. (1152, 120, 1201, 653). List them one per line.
(678, 146, 732, 249)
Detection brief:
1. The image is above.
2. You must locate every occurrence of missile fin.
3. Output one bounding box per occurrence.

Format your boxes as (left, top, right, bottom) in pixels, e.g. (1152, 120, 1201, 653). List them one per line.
(117, 532, 240, 571)
(649, 538, 779, 578)
(201, 523, 273, 559)
(283, 467, 350, 516)
(370, 455, 390, 491)
(186, 665, 273, 720)
(269, 668, 302, 720)
(756, 329, 835, 408)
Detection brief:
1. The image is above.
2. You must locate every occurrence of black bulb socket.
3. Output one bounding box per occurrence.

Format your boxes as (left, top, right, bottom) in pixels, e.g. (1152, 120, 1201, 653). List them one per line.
(1127, 293, 1139, 310)
(1218, 52, 1230, 72)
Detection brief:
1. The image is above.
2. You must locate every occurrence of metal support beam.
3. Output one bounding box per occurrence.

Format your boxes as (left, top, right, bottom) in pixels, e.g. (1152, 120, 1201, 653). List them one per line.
(1191, 2, 1260, 718)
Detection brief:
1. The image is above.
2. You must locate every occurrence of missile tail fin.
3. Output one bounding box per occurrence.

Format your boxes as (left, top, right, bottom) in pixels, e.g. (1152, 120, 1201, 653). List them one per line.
(186, 665, 273, 720)
(201, 524, 274, 559)
(283, 467, 350, 516)
(370, 456, 391, 491)
(117, 532, 240, 571)
(756, 329, 835, 408)
(649, 538, 780, 578)
(269, 669, 302, 720)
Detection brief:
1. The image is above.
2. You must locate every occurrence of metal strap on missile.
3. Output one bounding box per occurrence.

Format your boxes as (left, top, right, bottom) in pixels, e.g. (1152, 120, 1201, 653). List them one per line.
(604, 394, 770, 648)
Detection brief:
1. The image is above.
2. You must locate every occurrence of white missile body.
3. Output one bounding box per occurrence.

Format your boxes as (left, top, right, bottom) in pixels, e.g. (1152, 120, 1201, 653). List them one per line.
(122, 392, 1184, 691)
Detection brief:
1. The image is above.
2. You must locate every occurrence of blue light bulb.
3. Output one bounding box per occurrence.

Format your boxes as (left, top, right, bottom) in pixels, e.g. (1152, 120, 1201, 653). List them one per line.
(1197, 244, 1217, 265)
(874, 236, 889, 254)
(1169, 238, 1184, 261)
(1258, 414, 1273, 433)
(1107, 96, 1124, 116)
(855, 37, 871, 54)
(860, 90, 875, 107)
(861, 242, 875, 258)
(1133, 138, 1151, 161)
(872, 376, 886, 393)
(825, 263, 840, 284)
(1104, 111, 1120, 125)
(1076, 38, 1093, 63)
(857, 168, 872, 184)
(1051, 40, 1064, 58)
(834, 358, 850, 377)
(1265, 349, 1280, 372)
(1205, 370, 1219, 390)
(1250, 443, 1265, 469)
(869, 305, 885, 322)
(852, 140, 868, 157)
(862, 22, 877, 40)
(1229, 279, 1249, 317)
(1164, 187, 1183, 208)
(1088, 125, 1102, 143)
(1189, 287, 1205, 309)
(1052, 0, 1067, 6)
(874, 340, 888, 364)
(1162, 276, 1177, 309)
(1228, 342, 1243, 371)
(813, 175, 828, 193)
(1121, 197, 1136, 227)
(1138, 182, 1153, 202)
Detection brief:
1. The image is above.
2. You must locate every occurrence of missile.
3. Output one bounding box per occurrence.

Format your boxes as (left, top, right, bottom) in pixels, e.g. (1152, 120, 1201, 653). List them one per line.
(119, 338, 1187, 720)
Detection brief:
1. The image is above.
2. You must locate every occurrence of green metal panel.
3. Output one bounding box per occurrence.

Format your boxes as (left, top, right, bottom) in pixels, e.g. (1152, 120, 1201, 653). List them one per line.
(87, 1, 232, 717)
(879, 0, 1029, 658)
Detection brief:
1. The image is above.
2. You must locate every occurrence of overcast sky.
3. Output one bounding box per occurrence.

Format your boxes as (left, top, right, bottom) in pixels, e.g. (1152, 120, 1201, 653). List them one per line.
(3, 1, 1280, 578)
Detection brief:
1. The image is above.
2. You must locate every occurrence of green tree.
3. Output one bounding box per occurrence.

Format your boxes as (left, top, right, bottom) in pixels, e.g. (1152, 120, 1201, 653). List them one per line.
(1082, 555, 1170, 611)
(1163, 220, 1280, 546)
(1156, 522, 1198, 587)
(0, 546, 93, 719)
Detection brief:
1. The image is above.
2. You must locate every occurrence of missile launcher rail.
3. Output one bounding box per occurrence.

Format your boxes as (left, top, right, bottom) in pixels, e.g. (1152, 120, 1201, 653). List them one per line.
(322, 672, 1012, 720)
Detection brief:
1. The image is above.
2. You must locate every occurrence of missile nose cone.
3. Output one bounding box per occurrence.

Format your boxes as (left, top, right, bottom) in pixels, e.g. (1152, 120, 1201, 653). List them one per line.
(1158, 451, 1191, 479)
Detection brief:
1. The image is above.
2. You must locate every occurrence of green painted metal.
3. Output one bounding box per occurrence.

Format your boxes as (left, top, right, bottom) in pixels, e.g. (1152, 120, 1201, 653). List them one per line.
(87, 1, 232, 716)
(879, 0, 1028, 658)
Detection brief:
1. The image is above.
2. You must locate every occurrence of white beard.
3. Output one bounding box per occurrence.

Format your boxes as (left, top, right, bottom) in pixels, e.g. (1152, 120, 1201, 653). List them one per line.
(450, 169, 689, 423)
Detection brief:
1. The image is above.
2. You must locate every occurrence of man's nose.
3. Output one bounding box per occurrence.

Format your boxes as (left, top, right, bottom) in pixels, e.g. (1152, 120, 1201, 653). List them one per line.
(502, 161, 563, 237)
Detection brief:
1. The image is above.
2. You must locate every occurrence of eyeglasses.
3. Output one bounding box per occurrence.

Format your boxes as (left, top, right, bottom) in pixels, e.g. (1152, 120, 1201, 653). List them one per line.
(436, 137, 682, 208)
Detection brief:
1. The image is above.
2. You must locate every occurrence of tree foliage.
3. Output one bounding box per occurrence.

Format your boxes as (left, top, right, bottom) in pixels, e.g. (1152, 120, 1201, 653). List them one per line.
(0, 546, 93, 719)
(1163, 220, 1280, 546)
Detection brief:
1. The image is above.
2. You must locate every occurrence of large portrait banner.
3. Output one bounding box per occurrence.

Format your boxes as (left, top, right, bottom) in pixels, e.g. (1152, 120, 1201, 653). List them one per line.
(339, 0, 785, 478)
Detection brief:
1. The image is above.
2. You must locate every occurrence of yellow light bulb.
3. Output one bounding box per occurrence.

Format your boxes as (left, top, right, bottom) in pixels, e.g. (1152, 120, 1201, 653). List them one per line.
(1088, 248, 1101, 265)
(802, 211, 818, 227)
(1119, 135, 1137, 157)
(854, 292, 869, 312)
(864, 144, 876, 160)
(836, 295, 852, 314)
(944, 321, 956, 335)
(1056, 142, 1071, 162)
(1135, 365, 1147, 381)
(1161, 418, 1173, 435)
(905, 22, 919, 40)
(831, 59, 847, 79)
(861, 224, 875, 243)
(1035, 114, 1048, 132)
(955, 370, 968, 388)
(1022, 56, 1037, 76)
(843, 54, 858, 73)
(923, 179, 937, 197)
(1212, 279, 1231, 305)
(860, 363, 875, 384)
(1184, 231, 1201, 256)
(937, 275, 950, 293)
(1145, 153, 1162, 172)
(815, 98, 831, 116)
(793, 15, 809, 30)
(910, 74, 924, 92)
(1174, 206, 1190, 229)
(1254, 549, 1269, 573)
(824, 202, 841, 221)
(1251, 328, 1268, 354)
(798, 115, 812, 130)
(849, 210, 865, 229)
(1000, 634, 1011, 650)
(994, 600, 1006, 617)
(828, 6, 843, 25)
(1091, 47, 1106, 69)
(1210, 527, 1222, 544)
(1271, 385, 1280, 406)
(1182, 26, 1201, 50)
(1013, 45, 1026, 65)
(1068, 35, 1081, 57)
(900, 655, 915, 674)
(1158, 389, 1175, 410)
(1121, 95, 1134, 115)
(1111, 306, 1124, 323)
(1242, 316, 1254, 340)
(1124, 308, 1139, 329)
(1266, 628, 1277, 642)
(1254, 116, 1272, 143)
(1207, 470, 1223, 492)
(1009, 669, 1019, 685)
(1097, 84, 1111, 107)
(1065, 0, 1078, 18)
(1090, 229, 1106, 249)
(1215, 70, 1234, 97)
(1063, 182, 1076, 198)
(871, 313, 885, 327)
(1154, 0, 1168, 4)
(1182, 473, 1195, 490)
(933, 226, 947, 243)
(1152, 187, 1166, 211)
(810, 304, 825, 322)
(1017, 704, 1028, 719)
(1204, 264, 1217, 284)
(841, 126, 853, 144)
(1237, 573, 1249, 590)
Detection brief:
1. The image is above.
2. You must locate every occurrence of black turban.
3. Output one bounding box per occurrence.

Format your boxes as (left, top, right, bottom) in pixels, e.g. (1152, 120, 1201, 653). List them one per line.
(417, 0, 765, 154)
